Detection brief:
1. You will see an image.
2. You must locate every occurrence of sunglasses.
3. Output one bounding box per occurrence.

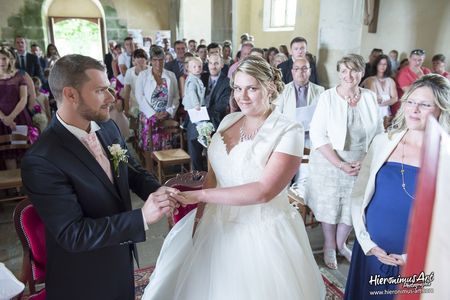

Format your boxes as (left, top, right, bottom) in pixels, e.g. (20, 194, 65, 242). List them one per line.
(411, 49, 426, 56)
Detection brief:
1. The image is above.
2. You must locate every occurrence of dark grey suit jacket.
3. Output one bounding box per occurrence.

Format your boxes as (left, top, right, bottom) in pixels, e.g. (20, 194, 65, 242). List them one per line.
(15, 52, 44, 80)
(21, 117, 160, 300)
(164, 58, 184, 80)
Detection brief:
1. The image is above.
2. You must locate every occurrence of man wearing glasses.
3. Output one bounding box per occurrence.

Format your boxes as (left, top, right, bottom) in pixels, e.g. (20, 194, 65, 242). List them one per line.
(274, 57, 324, 146)
(394, 49, 431, 115)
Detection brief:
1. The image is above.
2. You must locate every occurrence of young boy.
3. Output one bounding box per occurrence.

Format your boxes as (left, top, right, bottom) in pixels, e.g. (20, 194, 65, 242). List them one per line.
(183, 56, 205, 110)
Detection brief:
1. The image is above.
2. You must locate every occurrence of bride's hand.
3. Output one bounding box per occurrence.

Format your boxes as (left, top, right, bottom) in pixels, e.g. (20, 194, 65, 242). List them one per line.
(179, 190, 201, 206)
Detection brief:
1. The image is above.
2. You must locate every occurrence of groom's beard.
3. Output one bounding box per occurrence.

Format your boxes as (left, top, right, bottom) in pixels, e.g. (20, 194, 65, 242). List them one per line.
(77, 95, 111, 123)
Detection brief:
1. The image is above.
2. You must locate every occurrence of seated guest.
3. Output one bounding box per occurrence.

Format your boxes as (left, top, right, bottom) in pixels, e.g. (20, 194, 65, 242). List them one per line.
(307, 54, 382, 270)
(272, 53, 288, 68)
(165, 40, 187, 81)
(362, 54, 398, 128)
(278, 44, 289, 59)
(123, 49, 149, 119)
(206, 42, 228, 76)
(135, 46, 180, 152)
(222, 43, 233, 66)
(117, 37, 135, 85)
(201, 53, 231, 130)
(196, 45, 207, 64)
(394, 49, 431, 116)
(227, 42, 253, 78)
(360, 48, 383, 84)
(345, 74, 450, 299)
(278, 37, 318, 84)
(104, 40, 116, 80)
(30, 43, 47, 72)
(0, 46, 32, 169)
(31, 76, 51, 131)
(388, 49, 400, 72)
(266, 47, 279, 66)
(45, 43, 61, 70)
(431, 54, 450, 79)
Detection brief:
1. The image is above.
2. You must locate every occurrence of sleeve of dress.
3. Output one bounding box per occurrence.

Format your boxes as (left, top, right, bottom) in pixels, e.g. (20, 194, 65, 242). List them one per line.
(18, 72, 27, 86)
(274, 122, 304, 157)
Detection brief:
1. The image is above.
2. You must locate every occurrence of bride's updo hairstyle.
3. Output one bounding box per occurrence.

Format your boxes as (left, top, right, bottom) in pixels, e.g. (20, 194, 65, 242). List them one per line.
(230, 55, 285, 111)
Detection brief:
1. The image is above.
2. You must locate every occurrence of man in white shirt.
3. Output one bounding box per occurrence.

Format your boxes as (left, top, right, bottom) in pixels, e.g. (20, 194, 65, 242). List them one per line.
(117, 37, 135, 84)
(275, 57, 324, 139)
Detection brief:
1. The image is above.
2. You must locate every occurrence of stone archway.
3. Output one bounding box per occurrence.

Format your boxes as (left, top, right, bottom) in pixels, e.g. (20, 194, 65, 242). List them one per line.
(41, 0, 107, 56)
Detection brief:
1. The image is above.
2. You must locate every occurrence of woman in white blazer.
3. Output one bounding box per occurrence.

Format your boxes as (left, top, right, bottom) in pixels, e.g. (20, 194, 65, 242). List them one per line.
(135, 46, 180, 152)
(345, 74, 450, 299)
(307, 54, 383, 269)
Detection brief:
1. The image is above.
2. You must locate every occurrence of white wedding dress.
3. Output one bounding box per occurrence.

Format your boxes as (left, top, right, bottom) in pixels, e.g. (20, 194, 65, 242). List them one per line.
(142, 111, 325, 300)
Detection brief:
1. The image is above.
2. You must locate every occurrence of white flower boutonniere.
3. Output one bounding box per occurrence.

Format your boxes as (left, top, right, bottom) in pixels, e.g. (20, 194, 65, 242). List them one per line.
(108, 144, 129, 177)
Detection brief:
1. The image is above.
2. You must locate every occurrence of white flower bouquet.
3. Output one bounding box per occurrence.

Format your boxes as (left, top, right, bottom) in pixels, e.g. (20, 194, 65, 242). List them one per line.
(196, 121, 215, 148)
(32, 113, 48, 132)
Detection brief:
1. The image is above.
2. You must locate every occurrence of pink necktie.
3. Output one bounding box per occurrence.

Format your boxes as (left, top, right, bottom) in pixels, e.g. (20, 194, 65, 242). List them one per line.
(82, 133, 114, 182)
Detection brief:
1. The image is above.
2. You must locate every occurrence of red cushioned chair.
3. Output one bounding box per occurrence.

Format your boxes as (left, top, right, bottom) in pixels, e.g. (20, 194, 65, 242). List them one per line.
(164, 171, 207, 228)
(13, 199, 46, 299)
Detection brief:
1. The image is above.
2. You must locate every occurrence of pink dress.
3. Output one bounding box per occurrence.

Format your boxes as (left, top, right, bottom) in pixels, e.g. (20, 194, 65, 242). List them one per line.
(0, 72, 33, 159)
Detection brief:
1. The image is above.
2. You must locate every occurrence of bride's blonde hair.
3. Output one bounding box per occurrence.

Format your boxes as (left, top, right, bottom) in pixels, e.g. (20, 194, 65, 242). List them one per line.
(229, 55, 284, 112)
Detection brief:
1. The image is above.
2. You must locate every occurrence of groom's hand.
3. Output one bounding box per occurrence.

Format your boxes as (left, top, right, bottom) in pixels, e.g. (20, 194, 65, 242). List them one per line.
(142, 187, 183, 224)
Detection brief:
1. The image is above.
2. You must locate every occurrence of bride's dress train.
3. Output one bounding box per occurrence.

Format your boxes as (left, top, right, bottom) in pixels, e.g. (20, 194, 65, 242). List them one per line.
(142, 112, 325, 300)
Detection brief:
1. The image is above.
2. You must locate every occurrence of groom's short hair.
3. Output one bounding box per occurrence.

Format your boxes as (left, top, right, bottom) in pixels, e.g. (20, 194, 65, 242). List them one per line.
(49, 54, 105, 102)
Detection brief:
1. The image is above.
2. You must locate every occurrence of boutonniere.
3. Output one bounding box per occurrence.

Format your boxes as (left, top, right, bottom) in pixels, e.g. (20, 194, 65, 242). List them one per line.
(196, 121, 215, 148)
(107, 144, 128, 177)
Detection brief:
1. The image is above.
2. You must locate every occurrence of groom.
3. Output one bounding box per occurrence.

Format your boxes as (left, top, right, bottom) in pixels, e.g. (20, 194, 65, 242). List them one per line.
(21, 54, 182, 300)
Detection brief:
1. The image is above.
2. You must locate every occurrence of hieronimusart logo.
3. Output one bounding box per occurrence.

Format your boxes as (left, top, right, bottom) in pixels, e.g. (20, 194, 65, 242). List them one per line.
(369, 271, 434, 289)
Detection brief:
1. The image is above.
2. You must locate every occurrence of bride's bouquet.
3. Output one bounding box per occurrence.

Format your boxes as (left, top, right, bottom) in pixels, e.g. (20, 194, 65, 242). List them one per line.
(196, 121, 215, 148)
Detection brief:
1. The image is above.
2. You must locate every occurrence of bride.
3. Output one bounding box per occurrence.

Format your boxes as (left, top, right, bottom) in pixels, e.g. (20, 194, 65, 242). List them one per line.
(142, 56, 325, 300)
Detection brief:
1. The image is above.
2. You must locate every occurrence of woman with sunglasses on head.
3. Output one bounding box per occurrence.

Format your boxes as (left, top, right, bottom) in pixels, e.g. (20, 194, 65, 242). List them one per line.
(345, 74, 450, 299)
(394, 49, 431, 116)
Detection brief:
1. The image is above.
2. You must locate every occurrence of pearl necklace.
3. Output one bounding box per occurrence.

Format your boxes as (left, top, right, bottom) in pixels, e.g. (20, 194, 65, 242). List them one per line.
(400, 135, 415, 200)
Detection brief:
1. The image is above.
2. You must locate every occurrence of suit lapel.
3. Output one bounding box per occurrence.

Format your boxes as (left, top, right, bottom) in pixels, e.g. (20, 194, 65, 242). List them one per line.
(96, 127, 132, 211)
(51, 118, 122, 201)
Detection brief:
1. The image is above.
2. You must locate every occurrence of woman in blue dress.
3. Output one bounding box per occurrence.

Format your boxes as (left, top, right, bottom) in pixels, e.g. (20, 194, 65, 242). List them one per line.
(345, 74, 450, 299)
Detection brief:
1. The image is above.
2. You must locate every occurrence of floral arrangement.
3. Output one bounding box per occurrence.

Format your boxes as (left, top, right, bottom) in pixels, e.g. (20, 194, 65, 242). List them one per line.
(107, 143, 129, 177)
(30, 104, 48, 133)
(32, 113, 48, 132)
(196, 121, 215, 148)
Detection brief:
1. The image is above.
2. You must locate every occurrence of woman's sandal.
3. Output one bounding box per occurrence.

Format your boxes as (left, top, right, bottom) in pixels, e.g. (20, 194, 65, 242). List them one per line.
(323, 249, 338, 270)
(338, 244, 352, 263)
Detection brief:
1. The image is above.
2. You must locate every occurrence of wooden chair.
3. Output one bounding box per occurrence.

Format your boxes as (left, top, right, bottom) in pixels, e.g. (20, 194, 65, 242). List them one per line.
(145, 119, 191, 183)
(164, 171, 206, 228)
(288, 147, 318, 227)
(13, 199, 46, 299)
(0, 134, 30, 204)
